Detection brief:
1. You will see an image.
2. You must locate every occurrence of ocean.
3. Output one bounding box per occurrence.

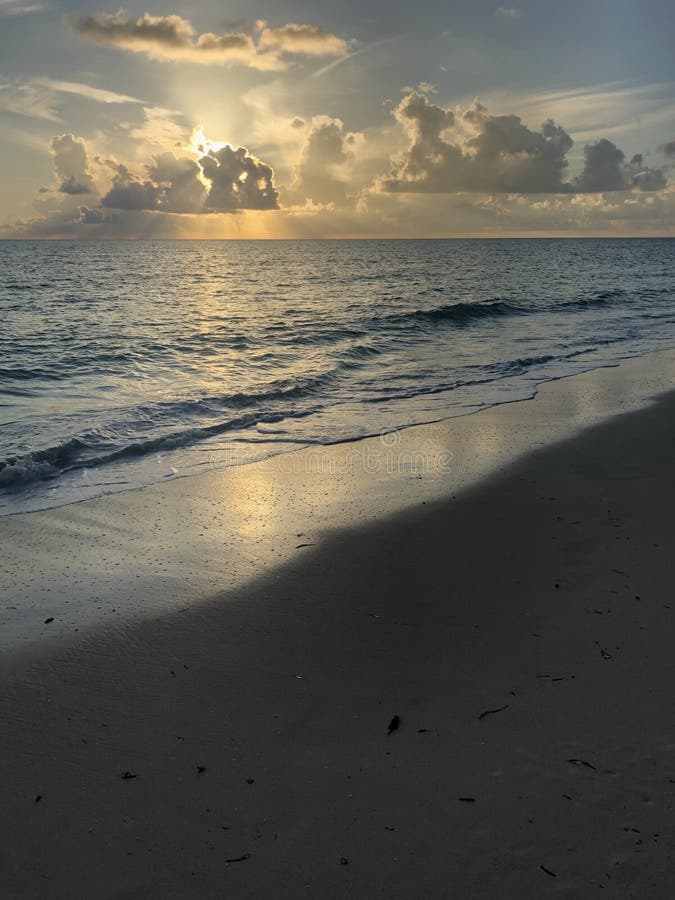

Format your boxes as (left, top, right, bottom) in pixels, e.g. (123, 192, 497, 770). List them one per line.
(1, 237, 674, 515)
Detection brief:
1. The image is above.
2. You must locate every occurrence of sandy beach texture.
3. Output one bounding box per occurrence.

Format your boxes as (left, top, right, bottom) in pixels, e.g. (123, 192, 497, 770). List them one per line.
(3, 351, 675, 898)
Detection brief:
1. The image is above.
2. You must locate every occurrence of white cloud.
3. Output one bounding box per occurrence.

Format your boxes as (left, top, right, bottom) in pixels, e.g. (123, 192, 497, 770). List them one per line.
(256, 21, 348, 57)
(0, 0, 47, 16)
(0, 77, 147, 125)
(34, 79, 145, 106)
(285, 116, 362, 206)
(0, 81, 60, 121)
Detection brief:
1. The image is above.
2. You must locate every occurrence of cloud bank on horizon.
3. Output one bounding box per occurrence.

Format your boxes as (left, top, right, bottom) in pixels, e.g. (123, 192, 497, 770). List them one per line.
(2, 3, 674, 237)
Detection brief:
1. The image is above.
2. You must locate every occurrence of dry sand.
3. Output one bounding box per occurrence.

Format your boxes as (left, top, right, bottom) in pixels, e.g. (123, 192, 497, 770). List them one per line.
(3, 354, 675, 897)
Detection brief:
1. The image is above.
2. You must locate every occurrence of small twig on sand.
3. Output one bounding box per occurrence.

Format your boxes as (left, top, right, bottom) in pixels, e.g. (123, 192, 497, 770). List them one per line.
(567, 759, 597, 771)
(478, 705, 509, 721)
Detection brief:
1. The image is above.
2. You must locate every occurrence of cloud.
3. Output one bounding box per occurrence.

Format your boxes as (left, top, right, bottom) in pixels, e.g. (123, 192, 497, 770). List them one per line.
(286, 116, 361, 206)
(68, 11, 348, 69)
(13, 125, 279, 239)
(0, 77, 147, 126)
(35, 78, 144, 106)
(379, 92, 572, 193)
(0, 0, 46, 16)
(495, 7, 519, 18)
(627, 156, 669, 191)
(123, 106, 188, 152)
(79, 206, 106, 224)
(59, 177, 91, 195)
(0, 80, 60, 121)
(147, 152, 206, 212)
(256, 21, 347, 56)
(663, 139, 675, 158)
(455, 185, 675, 234)
(477, 81, 675, 145)
(12, 180, 674, 239)
(51, 134, 96, 195)
(7, 89, 672, 239)
(200, 146, 279, 211)
(574, 140, 667, 192)
(377, 90, 668, 195)
(99, 144, 278, 213)
(101, 162, 163, 210)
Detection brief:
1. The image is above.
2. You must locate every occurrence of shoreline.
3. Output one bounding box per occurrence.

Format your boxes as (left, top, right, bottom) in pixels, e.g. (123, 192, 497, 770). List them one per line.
(2, 346, 675, 657)
(3, 363, 675, 895)
(3, 338, 675, 520)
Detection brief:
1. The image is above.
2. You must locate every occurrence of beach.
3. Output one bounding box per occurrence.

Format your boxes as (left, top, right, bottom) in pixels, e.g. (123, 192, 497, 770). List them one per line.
(2, 351, 675, 897)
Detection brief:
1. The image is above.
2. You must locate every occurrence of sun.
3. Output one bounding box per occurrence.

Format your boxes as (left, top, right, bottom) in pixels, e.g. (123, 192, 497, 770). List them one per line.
(187, 127, 229, 158)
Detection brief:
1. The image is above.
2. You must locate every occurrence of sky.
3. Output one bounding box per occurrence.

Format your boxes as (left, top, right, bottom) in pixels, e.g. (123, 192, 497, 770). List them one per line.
(0, 0, 673, 237)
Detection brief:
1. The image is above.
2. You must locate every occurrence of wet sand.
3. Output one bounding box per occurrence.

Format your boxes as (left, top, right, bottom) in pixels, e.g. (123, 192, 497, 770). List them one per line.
(4, 349, 675, 656)
(3, 361, 675, 897)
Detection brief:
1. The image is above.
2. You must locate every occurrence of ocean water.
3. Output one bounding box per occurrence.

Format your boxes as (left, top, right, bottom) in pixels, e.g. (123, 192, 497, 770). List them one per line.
(1, 238, 674, 514)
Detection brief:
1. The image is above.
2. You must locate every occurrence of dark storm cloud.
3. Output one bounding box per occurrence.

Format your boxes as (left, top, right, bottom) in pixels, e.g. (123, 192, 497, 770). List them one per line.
(100, 148, 278, 213)
(79, 206, 106, 224)
(102, 171, 162, 211)
(574, 140, 667, 192)
(199, 146, 279, 211)
(662, 139, 675, 158)
(147, 152, 206, 213)
(379, 91, 668, 195)
(573, 138, 626, 191)
(59, 176, 92, 195)
(625, 154, 668, 191)
(67, 11, 348, 69)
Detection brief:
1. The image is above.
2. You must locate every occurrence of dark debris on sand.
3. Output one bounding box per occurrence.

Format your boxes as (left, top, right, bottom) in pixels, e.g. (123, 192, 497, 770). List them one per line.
(478, 704, 509, 720)
(387, 715, 401, 734)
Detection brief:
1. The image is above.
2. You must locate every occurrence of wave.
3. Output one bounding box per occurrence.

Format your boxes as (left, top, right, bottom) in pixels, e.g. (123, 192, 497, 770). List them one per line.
(382, 298, 523, 328)
(378, 286, 675, 332)
(0, 404, 319, 489)
(553, 286, 674, 311)
(281, 326, 369, 347)
(0, 437, 86, 486)
(0, 331, 643, 490)
(133, 373, 336, 421)
(0, 369, 339, 489)
(360, 345, 610, 405)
